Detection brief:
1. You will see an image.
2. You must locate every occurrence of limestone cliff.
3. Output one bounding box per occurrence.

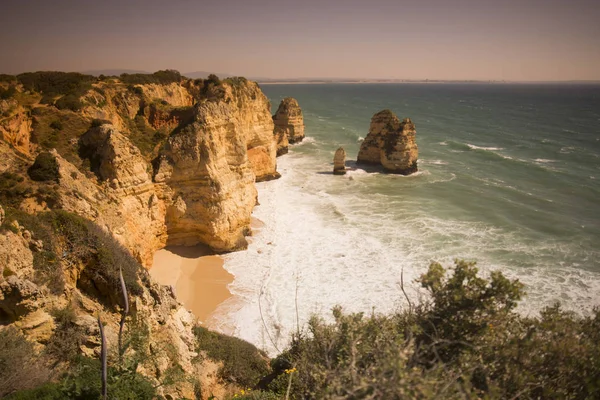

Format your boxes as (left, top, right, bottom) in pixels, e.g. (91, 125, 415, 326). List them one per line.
(0, 73, 286, 263)
(0, 99, 33, 155)
(0, 206, 226, 399)
(273, 97, 305, 156)
(357, 109, 418, 175)
(333, 147, 347, 175)
(158, 100, 257, 251)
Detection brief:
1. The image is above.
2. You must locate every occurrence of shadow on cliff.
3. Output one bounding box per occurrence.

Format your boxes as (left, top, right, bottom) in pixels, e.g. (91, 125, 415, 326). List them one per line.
(163, 244, 215, 259)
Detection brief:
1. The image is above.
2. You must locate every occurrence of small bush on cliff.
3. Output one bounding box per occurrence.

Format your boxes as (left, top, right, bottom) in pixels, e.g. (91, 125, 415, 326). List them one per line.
(54, 94, 83, 112)
(0, 85, 16, 99)
(27, 152, 60, 182)
(194, 325, 270, 388)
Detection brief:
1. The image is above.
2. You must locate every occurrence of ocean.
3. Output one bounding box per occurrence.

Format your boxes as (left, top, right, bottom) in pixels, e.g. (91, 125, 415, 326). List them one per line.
(210, 83, 600, 354)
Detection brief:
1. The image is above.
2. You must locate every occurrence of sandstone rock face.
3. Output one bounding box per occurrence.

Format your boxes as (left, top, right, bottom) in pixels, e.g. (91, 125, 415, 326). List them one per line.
(225, 81, 279, 181)
(333, 147, 347, 175)
(66, 125, 167, 267)
(357, 110, 418, 175)
(0, 214, 203, 399)
(161, 101, 257, 251)
(273, 97, 305, 156)
(0, 100, 32, 155)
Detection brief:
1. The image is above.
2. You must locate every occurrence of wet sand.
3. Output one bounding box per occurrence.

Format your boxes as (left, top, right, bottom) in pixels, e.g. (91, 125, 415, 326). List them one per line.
(150, 245, 234, 325)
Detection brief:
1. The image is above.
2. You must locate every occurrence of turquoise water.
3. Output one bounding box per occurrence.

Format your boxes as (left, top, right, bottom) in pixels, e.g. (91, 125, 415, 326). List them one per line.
(215, 84, 600, 353)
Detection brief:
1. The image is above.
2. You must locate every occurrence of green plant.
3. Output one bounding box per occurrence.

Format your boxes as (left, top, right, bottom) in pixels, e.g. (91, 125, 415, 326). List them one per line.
(27, 152, 59, 182)
(194, 325, 270, 388)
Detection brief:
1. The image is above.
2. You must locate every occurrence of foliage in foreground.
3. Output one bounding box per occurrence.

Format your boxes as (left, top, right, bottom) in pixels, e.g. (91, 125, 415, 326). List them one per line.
(263, 260, 600, 399)
(194, 325, 270, 388)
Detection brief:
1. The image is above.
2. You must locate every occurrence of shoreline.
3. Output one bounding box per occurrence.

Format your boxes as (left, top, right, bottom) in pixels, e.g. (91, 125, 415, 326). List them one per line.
(150, 246, 234, 326)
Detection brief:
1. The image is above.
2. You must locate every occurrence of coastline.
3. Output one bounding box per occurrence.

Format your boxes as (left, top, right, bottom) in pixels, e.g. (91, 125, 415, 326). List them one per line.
(150, 246, 234, 326)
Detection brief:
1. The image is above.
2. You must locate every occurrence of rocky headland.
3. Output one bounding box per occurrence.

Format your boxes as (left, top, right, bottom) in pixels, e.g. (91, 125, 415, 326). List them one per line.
(0, 71, 293, 398)
(357, 109, 418, 175)
(272, 97, 305, 156)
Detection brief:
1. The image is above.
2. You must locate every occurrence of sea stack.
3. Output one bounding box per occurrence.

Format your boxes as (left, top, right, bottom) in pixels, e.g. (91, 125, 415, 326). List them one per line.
(273, 97, 305, 156)
(333, 147, 347, 175)
(357, 109, 418, 175)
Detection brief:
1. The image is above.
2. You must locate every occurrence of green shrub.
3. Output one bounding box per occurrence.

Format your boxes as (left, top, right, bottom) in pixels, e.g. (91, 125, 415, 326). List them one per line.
(263, 261, 600, 400)
(27, 152, 59, 182)
(59, 356, 156, 400)
(194, 325, 270, 388)
(0, 172, 32, 207)
(120, 69, 182, 85)
(0, 85, 16, 99)
(54, 94, 83, 112)
(16, 72, 95, 98)
(4, 383, 64, 400)
(0, 74, 16, 83)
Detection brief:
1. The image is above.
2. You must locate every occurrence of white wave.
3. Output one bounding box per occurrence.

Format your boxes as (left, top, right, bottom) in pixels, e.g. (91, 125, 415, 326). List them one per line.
(560, 146, 575, 154)
(534, 158, 556, 163)
(438, 141, 448, 146)
(210, 148, 600, 357)
(357, 136, 364, 142)
(420, 159, 448, 165)
(467, 143, 504, 151)
(294, 136, 317, 145)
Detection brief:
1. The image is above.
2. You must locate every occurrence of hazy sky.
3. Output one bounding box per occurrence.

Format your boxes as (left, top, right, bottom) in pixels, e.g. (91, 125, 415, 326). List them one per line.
(1, 0, 599, 81)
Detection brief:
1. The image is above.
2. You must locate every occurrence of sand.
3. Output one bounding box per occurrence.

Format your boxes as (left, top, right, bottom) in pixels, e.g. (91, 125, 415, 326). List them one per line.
(150, 245, 234, 325)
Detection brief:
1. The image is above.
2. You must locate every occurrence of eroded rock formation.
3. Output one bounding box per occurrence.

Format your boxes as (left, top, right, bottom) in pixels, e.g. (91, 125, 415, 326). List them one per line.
(357, 109, 418, 175)
(273, 97, 305, 156)
(0, 212, 209, 399)
(159, 101, 257, 251)
(333, 147, 347, 175)
(0, 75, 289, 263)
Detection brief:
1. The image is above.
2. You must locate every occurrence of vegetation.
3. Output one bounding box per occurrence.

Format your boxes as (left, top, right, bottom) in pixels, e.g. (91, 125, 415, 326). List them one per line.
(119, 69, 182, 85)
(0, 85, 16, 100)
(28, 152, 60, 182)
(194, 325, 270, 388)
(257, 260, 600, 399)
(30, 106, 91, 164)
(16, 72, 95, 99)
(1, 208, 142, 296)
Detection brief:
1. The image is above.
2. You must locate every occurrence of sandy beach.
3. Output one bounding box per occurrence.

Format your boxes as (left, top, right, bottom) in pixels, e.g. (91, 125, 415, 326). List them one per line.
(150, 245, 234, 325)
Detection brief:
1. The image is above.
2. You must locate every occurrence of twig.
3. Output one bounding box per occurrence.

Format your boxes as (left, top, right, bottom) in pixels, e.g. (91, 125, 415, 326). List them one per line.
(285, 370, 294, 400)
(118, 267, 129, 363)
(98, 315, 107, 400)
(258, 288, 280, 353)
(400, 267, 413, 315)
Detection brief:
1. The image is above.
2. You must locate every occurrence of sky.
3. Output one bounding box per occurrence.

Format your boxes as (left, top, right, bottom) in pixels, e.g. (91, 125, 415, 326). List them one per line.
(0, 0, 599, 81)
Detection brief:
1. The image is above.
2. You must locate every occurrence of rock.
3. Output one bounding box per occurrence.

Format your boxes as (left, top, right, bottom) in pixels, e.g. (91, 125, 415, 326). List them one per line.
(0, 230, 34, 280)
(273, 97, 305, 156)
(162, 100, 257, 252)
(0, 204, 4, 225)
(357, 110, 418, 175)
(0, 275, 42, 321)
(333, 147, 347, 175)
(0, 101, 33, 155)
